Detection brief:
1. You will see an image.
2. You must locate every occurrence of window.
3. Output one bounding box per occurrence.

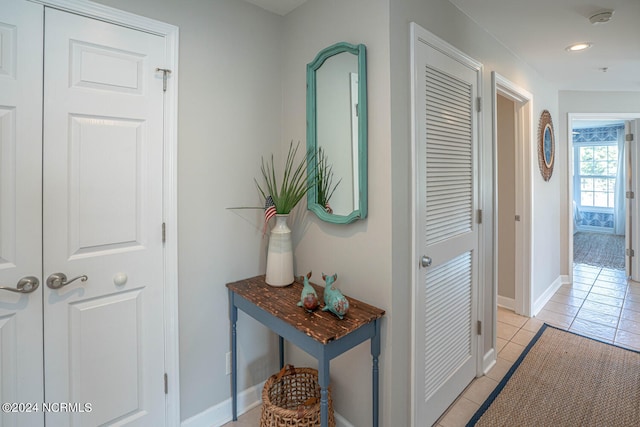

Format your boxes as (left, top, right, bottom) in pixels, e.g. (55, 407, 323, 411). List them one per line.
(577, 144, 617, 208)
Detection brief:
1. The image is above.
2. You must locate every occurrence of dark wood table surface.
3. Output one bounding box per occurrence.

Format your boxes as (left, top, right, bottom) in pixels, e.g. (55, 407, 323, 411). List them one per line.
(227, 275, 385, 344)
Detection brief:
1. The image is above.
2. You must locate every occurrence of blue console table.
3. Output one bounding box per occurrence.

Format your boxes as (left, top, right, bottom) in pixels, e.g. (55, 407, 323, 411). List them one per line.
(227, 275, 385, 427)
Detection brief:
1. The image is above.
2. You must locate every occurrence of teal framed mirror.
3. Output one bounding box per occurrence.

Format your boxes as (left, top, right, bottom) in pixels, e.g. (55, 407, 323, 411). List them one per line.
(307, 42, 367, 224)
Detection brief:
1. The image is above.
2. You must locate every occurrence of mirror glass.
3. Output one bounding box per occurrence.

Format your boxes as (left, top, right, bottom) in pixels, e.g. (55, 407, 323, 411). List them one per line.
(307, 42, 367, 223)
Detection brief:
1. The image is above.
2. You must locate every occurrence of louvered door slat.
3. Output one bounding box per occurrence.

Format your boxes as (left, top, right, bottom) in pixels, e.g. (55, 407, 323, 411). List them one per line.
(426, 77, 470, 105)
(427, 183, 473, 195)
(428, 202, 471, 216)
(425, 65, 473, 245)
(427, 174, 472, 182)
(427, 134, 472, 146)
(423, 251, 472, 400)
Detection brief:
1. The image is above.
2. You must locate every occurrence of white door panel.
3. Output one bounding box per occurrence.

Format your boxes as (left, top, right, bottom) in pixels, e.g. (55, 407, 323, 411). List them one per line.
(0, 1, 44, 426)
(67, 289, 145, 425)
(70, 41, 145, 94)
(412, 23, 481, 427)
(43, 8, 166, 426)
(68, 116, 144, 255)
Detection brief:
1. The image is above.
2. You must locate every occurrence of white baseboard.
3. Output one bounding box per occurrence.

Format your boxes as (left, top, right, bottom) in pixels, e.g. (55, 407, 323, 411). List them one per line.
(532, 275, 568, 316)
(482, 348, 496, 375)
(497, 295, 515, 310)
(180, 381, 354, 427)
(181, 381, 264, 427)
(335, 412, 355, 427)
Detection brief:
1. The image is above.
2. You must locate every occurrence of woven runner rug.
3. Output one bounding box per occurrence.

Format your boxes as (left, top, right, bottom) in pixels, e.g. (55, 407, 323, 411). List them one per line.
(467, 325, 640, 426)
(573, 231, 625, 270)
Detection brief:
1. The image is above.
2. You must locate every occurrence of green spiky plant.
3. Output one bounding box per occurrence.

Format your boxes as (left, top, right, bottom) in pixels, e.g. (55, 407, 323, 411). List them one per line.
(255, 141, 315, 214)
(316, 147, 342, 213)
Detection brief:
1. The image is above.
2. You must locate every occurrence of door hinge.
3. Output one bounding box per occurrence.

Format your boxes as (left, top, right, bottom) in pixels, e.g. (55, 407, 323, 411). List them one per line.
(164, 373, 168, 394)
(477, 209, 483, 224)
(162, 222, 166, 243)
(627, 191, 635, 199)
(626, 133, 634, 142)
(627, 248, 635, 257)
(476, 97, 482, 112)
(156, 68, 172, 92)
(477, 320, 482, 335)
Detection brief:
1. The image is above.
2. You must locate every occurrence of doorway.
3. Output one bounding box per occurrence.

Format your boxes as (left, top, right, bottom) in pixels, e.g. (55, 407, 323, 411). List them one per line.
(492, 73, 533, 317)
(568, 115, 640, 281)
(571, 119, 626, 272)
(496, 94, 517, 309)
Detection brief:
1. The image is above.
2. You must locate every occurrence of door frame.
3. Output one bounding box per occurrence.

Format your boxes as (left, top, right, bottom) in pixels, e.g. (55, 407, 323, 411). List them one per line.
(491, 73, 533, 320)
(567, 113, 640, 284)
(32, 0, 180, 424)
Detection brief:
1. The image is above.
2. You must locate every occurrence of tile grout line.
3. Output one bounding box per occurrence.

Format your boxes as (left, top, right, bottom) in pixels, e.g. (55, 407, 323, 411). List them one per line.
(570, 266, 596, 331)
(596, 266, 626, 345)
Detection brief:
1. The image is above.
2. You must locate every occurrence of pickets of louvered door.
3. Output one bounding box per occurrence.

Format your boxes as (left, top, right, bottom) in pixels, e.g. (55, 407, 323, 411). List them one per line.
(412, 24, 481, 427)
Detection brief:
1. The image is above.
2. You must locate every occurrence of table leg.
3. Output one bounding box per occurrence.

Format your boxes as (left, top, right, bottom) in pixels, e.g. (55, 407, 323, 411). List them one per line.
(371, 319, 381, 427)
(229, 290, 238, 421)
(318, 355, 330, 427)
(279, 335, 284, 369)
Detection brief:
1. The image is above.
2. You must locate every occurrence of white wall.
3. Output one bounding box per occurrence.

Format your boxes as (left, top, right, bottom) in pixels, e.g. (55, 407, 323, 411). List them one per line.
(280, 1, 392, 426)
(558, 91, 640, 274)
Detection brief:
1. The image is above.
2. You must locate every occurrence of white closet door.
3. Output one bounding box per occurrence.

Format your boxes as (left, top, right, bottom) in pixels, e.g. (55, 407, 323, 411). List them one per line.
(0, 1, 44, 425)
(412, 24, 481, 426)
(43, 8, 166, 426)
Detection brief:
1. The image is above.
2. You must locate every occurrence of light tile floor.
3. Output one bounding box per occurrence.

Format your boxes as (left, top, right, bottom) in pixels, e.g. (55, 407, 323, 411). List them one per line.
(537, 263, 640, 349)
(226, 263, 640, 427)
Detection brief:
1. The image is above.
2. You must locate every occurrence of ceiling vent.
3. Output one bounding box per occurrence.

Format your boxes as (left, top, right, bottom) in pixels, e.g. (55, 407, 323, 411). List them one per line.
(589, 9, 614, 24)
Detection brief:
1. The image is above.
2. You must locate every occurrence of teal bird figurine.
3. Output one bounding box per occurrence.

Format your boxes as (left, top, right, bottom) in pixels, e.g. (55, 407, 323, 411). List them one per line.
(297, 271, 319, 312)
(321, 273, 349, 319)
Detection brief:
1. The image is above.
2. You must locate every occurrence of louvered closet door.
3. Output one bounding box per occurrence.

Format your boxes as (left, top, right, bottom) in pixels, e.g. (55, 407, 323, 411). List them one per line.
(413, 25, 481, 427)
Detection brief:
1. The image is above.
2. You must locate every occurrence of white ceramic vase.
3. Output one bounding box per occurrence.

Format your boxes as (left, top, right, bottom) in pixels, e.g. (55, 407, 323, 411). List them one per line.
(265, 214, 294, 287)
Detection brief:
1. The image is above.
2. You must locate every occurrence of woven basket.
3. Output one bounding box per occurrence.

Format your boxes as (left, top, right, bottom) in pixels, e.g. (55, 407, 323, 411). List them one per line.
(260, 365, 335, 427)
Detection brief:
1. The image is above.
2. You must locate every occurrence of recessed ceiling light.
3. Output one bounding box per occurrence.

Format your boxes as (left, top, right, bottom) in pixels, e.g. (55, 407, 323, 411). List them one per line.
(566, 42, 593, 52)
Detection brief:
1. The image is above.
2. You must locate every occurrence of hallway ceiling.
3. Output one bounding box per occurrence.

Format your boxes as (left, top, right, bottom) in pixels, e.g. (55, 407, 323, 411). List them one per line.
(448, 0, 640, 92)
(246, 0, 639, 92)
(243, 0, 307, 16)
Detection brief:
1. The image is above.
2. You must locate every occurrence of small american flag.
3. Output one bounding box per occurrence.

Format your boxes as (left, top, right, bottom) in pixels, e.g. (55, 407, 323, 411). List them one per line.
(263, 195, 277, 234)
